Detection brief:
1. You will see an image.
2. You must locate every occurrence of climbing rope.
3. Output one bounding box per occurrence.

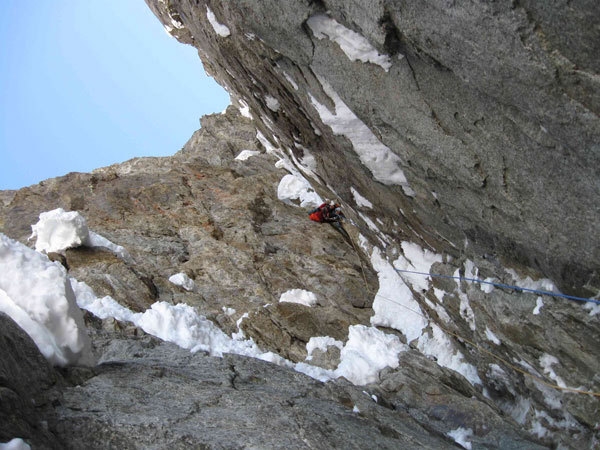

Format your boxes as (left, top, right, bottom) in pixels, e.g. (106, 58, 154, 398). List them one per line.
(393, 269, 600, 305)
(372, 289, 600, 398)
(341, 222, 370, 291)
(331, 213, 599, 395)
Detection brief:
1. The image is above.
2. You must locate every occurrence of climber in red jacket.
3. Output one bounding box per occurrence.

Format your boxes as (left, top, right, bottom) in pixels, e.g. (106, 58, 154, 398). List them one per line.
(309, 201, 344, 224)
(308, 200, 353, 245)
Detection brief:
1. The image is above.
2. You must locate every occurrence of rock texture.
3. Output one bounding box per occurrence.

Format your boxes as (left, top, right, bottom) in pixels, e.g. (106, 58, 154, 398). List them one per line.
(1, 0, 599, 448)
(1, 106, 597, 448)
(145, 0, 599, 298)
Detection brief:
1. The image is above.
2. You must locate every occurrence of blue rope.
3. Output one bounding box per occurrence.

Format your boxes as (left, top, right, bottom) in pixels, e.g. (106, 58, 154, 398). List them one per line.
(393, 269, 600, 305)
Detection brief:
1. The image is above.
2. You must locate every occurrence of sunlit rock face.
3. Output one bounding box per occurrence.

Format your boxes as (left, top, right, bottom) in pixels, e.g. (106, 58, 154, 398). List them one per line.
(146, 0, 599, 298)
(1, 1, 599, 448)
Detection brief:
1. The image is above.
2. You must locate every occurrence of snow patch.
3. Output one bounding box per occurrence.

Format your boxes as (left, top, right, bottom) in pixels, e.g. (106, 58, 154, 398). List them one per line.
(279, 289, 318, 307)
(298, 147, 319, 177)
(30, 208, 130, 260)
(350, 187, 373, 209)
(480, 277, 496, 293)
(533, 296, 544, 315)
(335, 325, 407, 385)
(369, 247, 428, 342)
(306, 336, 343, 360)
(71, 279, 139, 323)
(506, 269, 557, 293)
(0, 234, 93, 367)
(584, 301, 600, 316)
(238, 100, 252, 119)
(256, 131, 279, 155)
(169, 273, 196, 292)
(170, 17, 184, 29)
(309, 77, 414, 196)
(463, 259, 478, 283)
(395, 241, 443, 293)
(265, 95, 280, 112)
(454, 268, 476, 331)
(447, 427, 473, 450)
(277, 174, 322, 208)
(87, 231, 130, 261)
(136, 302, 240, 356)
(484, 327, 501, 345)
(427, 297, 452, 323)
(30, 208, 89, 253)
(0, 439, 31, 450)
(539, 354, 566, 388)
(222, 307, 236, 316)
(206, 7, 230, 37)
(235, 149, 261, 161)
(417, 323, 481, 385)
(307, 14, 392, 71)
(282, 72, 299, 90)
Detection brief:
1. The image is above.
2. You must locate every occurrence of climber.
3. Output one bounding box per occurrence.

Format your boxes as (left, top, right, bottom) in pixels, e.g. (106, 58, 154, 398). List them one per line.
(308, 201, 345, 224)
(308, 200, 354, 247)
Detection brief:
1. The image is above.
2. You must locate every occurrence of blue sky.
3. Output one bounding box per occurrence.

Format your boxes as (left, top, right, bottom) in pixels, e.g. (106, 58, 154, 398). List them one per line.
(0, 1, 229, 190)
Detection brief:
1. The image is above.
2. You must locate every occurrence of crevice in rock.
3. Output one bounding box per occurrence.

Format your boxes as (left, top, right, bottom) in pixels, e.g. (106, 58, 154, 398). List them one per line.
(403, 53, 421, 92)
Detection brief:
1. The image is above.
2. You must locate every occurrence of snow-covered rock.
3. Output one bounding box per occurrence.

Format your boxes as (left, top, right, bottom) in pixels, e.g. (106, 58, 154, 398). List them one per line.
(0, 233, 93, 367)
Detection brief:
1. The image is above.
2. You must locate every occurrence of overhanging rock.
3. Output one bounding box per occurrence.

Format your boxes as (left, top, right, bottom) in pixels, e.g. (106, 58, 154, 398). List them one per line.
(145, 0, 599, 297)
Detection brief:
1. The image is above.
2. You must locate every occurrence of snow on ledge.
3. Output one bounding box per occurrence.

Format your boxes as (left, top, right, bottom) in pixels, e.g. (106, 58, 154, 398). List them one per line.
(238, 99, 252, 119)
(307, 14, 392, 71)
(279, 289, 318, 307)
(206, 6, 231, 37)
(265, 95, 280, 112)
(30, 208, 131, 261)
(235, 149, 261, 161)
(369, 245, 482, 386)
(335, 325, 407, 385)
(277, 174, 322, 208)
(305, 336, 343, 360)
(169, 273, 196, 292)
(30, 208, 89, 253)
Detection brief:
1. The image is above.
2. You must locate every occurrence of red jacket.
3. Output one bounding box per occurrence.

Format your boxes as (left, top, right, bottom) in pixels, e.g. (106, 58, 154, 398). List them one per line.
(309, 203, 329, 222)
(309, 203, 342, 223)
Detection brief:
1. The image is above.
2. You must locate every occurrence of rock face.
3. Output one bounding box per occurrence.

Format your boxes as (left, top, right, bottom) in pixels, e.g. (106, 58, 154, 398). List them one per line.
(0, 106, 596, 449)
(145, 0, 599, 298)
(1, 0, 599, 448)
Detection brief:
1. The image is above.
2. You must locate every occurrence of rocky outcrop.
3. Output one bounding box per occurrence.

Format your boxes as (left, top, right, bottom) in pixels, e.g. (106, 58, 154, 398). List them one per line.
(1, 106, 596, 448)
(1, 109, 375, 359)
(145, 0, 599, 298)
(0, 314, 63, 449)
(52, 334, 457, 450)
(1, 1, 599, 447)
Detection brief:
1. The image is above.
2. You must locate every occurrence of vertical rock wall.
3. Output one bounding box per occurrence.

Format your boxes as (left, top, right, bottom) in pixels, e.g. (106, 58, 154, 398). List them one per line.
(146, 0, 599, 296)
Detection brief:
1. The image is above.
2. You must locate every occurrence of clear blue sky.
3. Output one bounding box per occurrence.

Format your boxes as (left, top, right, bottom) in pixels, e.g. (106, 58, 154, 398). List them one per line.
(0, 1, 229, 190)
